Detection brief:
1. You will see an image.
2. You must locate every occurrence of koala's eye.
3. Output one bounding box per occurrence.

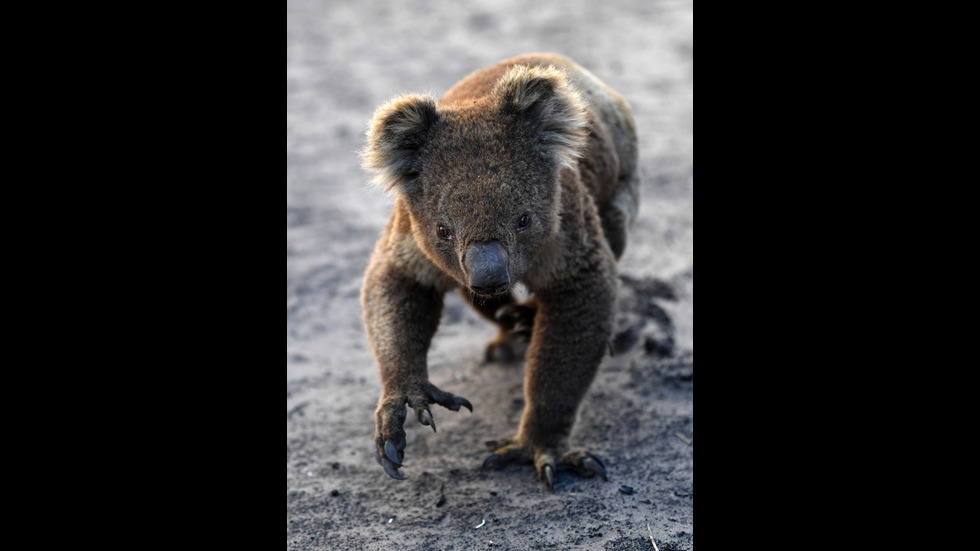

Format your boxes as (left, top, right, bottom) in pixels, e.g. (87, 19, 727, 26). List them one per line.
(437, 225, 453, 240)
(516, 214, 531, 232)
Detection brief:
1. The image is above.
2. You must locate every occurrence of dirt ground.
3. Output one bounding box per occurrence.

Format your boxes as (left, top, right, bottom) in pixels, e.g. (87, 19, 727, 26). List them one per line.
(287, 0, 693, 548)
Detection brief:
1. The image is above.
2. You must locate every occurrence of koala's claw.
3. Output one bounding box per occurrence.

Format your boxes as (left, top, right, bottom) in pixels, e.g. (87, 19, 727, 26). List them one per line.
(376, 451, 406, 480)
(384, 440, 403, 466)
(481, 439, 529, 470)
(542, 464, 555, 489)
(581, 455, 608, 481)
(382, 458, 406, 480)
(482, 453, 501, 470)
(453, 396, 474, 412)
(377, 438, 406, 480)
(417, 408, 436, 432)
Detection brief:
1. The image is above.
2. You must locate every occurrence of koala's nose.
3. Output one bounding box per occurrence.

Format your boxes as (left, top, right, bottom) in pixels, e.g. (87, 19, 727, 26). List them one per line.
(465, 241, 510, 296)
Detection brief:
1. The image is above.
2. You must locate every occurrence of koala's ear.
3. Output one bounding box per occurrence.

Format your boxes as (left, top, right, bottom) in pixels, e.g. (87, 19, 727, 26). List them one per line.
(494, 65, 589, 170)
(362, 94, 439, 195)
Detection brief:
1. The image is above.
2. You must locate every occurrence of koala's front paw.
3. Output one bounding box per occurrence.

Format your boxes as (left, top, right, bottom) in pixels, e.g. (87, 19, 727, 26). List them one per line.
(482, 437, 607, 489)
(374, 383, 473, 480)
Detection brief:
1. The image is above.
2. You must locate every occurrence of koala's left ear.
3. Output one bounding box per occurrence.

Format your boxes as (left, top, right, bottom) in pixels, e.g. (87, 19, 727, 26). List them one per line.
(494, 65, 589, 170)
(362, 94, 439, 195)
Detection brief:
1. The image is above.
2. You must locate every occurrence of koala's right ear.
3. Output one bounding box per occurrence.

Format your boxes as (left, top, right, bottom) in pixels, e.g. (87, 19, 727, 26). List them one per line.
(362, 94, 439, 196)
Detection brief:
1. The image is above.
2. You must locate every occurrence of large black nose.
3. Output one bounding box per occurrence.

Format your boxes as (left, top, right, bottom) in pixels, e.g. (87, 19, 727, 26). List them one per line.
(465, 241, 510, 295)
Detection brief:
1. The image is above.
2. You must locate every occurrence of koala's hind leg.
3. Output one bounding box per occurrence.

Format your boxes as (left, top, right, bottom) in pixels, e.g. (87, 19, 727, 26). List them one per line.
(599, 171, 640, 261)
(461, 289, 538, 362)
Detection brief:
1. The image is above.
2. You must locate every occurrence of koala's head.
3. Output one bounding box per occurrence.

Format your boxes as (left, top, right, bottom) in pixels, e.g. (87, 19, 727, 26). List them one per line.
(362, 65, 589, 297)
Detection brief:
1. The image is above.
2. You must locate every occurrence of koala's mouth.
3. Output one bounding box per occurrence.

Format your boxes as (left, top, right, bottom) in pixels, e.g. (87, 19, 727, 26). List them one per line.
(469, 282, 511, 297)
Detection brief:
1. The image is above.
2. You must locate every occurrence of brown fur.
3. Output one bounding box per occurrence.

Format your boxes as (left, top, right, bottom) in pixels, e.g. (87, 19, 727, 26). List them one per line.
(361, 53, 639, 487)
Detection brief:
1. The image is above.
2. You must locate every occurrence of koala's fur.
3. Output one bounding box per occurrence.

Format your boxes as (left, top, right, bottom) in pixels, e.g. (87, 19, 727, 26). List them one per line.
(361, 53, 639, 488)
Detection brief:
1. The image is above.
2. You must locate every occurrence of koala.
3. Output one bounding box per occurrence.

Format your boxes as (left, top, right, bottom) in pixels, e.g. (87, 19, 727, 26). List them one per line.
(360, 53, 639, 488)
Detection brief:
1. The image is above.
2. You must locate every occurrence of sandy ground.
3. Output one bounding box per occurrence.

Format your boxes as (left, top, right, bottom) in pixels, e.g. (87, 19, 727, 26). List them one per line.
(287, 0, 693, 548)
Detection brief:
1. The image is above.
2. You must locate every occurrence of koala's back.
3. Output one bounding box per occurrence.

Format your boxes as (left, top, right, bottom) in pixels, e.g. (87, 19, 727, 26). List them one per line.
(440, 53, 638, 210)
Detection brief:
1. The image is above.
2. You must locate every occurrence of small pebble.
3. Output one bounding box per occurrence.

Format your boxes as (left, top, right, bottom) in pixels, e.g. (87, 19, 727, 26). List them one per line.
(619, 485, 634, 495)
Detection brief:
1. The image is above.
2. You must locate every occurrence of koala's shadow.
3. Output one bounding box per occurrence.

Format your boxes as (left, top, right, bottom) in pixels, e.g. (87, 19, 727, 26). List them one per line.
(612, 274, 678, 359)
